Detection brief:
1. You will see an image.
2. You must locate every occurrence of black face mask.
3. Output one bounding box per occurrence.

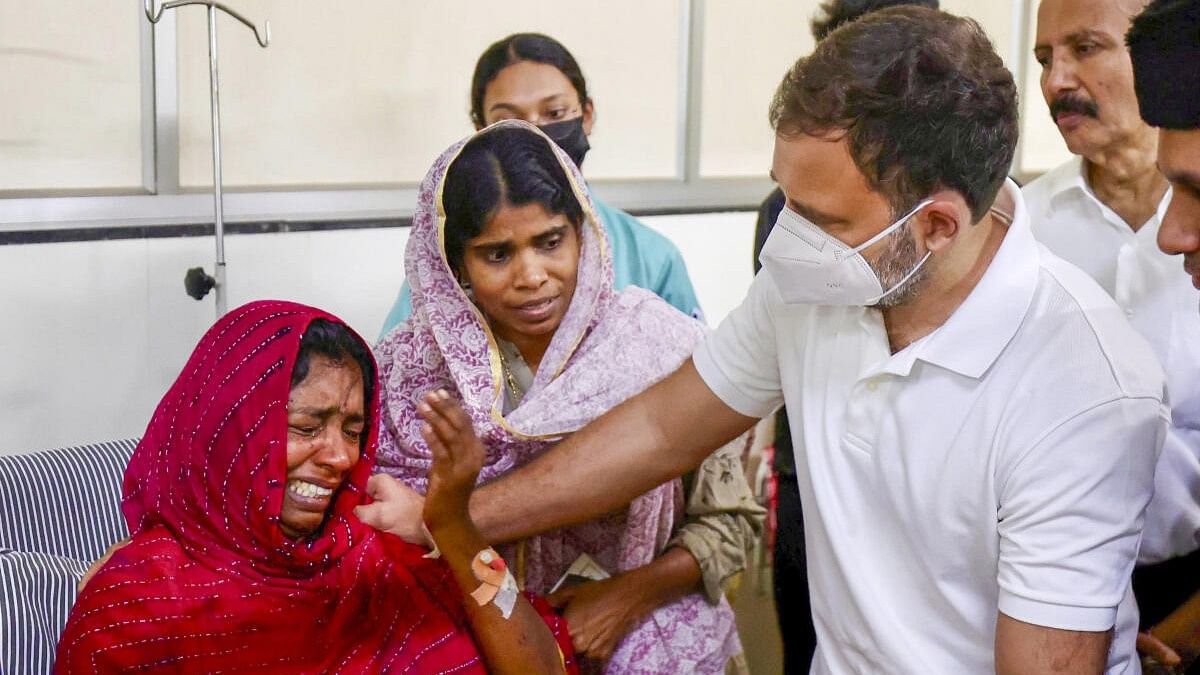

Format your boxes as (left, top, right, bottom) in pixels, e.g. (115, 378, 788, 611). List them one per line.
(538, 116, 591, 169)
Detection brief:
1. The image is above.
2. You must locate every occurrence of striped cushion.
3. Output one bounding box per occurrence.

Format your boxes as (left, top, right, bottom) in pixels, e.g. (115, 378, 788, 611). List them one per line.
(0, 549, 88, 675)
(0, 440, 137, 674)
(0, 440, 135, 561)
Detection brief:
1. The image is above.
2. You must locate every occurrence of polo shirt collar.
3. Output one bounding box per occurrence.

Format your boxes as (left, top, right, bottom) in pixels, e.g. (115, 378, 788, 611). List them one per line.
(909, 179, 1039, 379)
(1046, 155, 1089, 204)
(1047, 155, 1173, 238)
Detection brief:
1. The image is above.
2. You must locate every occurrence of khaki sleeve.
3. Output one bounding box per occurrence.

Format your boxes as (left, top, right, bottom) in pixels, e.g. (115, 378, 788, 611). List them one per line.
(668, 434, 766, 604)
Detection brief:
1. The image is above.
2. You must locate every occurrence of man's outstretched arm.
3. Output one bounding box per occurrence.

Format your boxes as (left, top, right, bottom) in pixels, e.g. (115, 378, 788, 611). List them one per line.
(995, 613, 1111, 675)
(358, 274, 783, 547)
(470, 358, 757, 544)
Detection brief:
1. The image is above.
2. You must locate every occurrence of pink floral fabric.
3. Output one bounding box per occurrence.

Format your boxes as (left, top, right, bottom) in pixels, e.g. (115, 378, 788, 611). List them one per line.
(375, 120, 741, 673)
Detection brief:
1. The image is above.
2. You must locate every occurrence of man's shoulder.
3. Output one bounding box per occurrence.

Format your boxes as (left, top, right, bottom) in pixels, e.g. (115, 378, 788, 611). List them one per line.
(1018, 252, 1165, 401)
(980, 256, 1167, 479)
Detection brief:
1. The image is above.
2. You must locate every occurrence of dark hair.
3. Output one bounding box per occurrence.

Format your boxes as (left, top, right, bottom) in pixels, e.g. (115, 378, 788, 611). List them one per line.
(290, 318, 376, 447)
(442, 126, 583, 274)
(1126, 0, 1200, 130)
(770, 6, 1017, 222)
(470, 33, 589, 128)
(810, 0, 940, 40)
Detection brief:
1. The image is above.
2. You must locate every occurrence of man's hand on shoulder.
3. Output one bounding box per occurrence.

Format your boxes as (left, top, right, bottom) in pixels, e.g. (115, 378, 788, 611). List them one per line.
(354, 473, 431, 547)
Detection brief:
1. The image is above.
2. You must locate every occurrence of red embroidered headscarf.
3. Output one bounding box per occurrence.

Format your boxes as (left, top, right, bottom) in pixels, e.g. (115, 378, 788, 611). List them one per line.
(56, 301, 572, 673)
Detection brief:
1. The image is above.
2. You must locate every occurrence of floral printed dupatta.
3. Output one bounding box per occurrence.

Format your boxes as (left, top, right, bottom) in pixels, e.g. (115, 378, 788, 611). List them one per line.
(376, 121, 741, 673)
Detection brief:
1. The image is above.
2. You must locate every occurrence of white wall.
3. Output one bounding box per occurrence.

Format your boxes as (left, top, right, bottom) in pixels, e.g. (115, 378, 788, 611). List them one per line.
(0, 211, 755, 455)
(176, 1, 684, 187)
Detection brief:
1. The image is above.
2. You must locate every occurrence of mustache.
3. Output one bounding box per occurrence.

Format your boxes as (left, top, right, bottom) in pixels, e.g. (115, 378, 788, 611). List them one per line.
(1050, 95, 1099, 121)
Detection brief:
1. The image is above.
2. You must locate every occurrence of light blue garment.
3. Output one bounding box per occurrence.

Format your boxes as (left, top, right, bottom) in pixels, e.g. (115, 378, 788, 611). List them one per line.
(378, 197, 703, 339)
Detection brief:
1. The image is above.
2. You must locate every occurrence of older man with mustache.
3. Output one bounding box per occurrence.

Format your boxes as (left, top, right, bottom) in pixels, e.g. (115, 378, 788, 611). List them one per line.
(1024, 0, 1200, 661)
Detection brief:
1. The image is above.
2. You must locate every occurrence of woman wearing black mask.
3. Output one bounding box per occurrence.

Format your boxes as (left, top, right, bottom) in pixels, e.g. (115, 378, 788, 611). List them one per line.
(380, 33, 703, 335)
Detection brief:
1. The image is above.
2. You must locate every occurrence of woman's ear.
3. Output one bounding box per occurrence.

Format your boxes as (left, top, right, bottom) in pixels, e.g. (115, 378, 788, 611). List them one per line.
(582, 99, 595, 136)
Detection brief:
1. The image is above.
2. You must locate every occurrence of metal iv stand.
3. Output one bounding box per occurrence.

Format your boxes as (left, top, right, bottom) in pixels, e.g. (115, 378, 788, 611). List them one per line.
(144, 0, 271, 318)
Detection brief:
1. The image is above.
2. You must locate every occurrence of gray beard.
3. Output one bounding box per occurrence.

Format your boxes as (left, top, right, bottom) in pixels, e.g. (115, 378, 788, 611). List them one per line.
(868, 221, 930, 309)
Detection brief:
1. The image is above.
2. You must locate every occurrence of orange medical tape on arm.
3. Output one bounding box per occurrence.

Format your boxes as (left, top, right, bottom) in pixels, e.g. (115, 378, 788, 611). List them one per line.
(470, 548, 519, 618)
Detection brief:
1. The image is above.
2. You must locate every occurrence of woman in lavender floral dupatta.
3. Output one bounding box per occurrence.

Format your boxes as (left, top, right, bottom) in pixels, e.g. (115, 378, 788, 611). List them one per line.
(372, 121, 759, 674)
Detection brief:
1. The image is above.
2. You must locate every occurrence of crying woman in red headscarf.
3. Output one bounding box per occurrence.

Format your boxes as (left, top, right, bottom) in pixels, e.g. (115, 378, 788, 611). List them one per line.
(56, 301, 574, 674)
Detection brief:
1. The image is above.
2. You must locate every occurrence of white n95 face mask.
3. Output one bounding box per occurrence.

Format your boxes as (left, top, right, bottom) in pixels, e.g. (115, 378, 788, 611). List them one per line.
(758, 199, 934, 306)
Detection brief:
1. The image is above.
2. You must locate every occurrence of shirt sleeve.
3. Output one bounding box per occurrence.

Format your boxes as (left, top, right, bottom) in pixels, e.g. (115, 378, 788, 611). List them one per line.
(996, 396, 1167, 631)
(667, 434, 767, 604)
(377, 282, 413, 341)
(693, 272, 785, 418)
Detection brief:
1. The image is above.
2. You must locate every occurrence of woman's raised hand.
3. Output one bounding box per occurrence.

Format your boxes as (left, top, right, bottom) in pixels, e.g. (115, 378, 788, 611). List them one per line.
(418, 390, 485, 536)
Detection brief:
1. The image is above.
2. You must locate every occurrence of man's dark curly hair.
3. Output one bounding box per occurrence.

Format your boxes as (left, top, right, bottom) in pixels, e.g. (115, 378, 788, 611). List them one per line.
(810, 0, 940, 40)
(772, 6, 1018, 223)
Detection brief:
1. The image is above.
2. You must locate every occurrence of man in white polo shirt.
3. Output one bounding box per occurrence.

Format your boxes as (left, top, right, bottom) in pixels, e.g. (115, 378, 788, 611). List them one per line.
(1025, 0, 1200, 575)
(358, 7, 1168, 673)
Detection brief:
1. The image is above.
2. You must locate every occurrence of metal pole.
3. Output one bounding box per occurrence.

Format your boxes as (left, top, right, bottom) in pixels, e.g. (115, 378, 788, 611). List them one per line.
(144, 1, 267, 314)
(207, 4, 227, 317)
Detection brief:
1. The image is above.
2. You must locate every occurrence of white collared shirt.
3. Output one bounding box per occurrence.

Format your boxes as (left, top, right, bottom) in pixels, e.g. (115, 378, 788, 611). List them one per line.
(694, 181, 1167, 674)
(1025, 157, 1200, 563)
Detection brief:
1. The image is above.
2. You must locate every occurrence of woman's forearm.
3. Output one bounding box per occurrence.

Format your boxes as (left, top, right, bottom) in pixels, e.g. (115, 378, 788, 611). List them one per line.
(432, 521, 564, 675)
(547, 546, 705, 662)
(620, 547, 704, 614)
